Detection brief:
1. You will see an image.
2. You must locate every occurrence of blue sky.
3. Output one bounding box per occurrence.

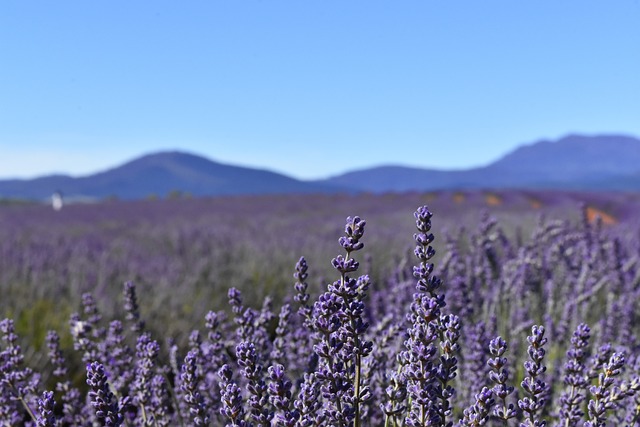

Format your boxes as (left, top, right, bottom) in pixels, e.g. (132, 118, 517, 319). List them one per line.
(1, 1, 639, 180)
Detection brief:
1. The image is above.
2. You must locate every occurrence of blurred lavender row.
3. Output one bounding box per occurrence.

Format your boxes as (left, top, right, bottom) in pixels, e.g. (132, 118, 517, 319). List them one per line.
(1, 191, 639, 425)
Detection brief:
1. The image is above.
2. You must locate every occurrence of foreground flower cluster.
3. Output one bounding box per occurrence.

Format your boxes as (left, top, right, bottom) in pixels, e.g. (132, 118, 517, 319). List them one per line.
(1, 205, 639, 426)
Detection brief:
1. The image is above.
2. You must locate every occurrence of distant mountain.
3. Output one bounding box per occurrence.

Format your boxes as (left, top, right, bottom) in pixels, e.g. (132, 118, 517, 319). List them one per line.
(319, 134, 640, 192)
(316, 166, 484, 193)
(489, 134, 640, 180)
(2, 134, 639, 201)
(0, 151, 345, 200)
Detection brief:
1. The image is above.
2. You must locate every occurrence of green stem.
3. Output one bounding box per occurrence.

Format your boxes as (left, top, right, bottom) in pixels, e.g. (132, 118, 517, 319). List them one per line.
(354, 353, 361, 427)
(631, 405, 640, 425)
(18, 396, 37, 424)
(562, 384, 577, 427)
(163, 372, 186, 427)
(140, 403, 148, 425)
(342, 249, 361, 427)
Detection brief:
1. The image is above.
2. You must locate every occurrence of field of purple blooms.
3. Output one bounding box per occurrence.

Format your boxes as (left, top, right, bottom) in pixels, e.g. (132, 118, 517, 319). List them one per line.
(1, 190, 640, 426)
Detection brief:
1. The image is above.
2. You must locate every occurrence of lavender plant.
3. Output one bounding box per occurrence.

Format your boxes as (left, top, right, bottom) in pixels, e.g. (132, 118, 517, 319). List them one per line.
(311, 215, 373, 427)
(556, 323, 590, 426)
(0, 319, 39, 424)
(487, 336, 517, 423)
(36, 390, 57, 427)
(86, 361, 125, 426)
(0, 196, 639, 426)
(518, 325, 548, 427)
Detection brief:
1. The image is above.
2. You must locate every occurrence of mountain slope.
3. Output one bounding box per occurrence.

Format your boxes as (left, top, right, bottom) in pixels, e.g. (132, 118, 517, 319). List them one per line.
(320, 134, 640, 192)
(489, 134, 640, 180)
(0, 151, 344, 200)
(2, 133, 640, 200)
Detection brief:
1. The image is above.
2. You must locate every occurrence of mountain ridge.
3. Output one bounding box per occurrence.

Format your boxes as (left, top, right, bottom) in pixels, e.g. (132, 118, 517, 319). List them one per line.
(0, 150, 347, 200)
(1, 133, 639, 200)
(320, 134, 640, 192)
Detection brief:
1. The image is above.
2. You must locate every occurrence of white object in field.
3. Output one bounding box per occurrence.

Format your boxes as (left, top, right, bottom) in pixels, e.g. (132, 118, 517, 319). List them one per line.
(52, 192, 64, 211)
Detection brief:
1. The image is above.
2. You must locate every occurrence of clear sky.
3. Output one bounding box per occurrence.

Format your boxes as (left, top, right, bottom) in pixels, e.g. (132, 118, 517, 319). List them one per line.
(1, 1, 639, 180)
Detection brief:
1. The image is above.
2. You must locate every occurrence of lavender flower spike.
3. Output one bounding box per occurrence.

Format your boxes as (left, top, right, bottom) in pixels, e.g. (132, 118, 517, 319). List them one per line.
(123, 281, 145, 333)
(293, 373, 324, 427)
(518, 325, 548, 427)
(181, 349, 209, 426)
(218, 364, 247, 427)
(45, 330, 67, 378)
(339, 216, 366, 253)
(413, 205, 443, 303)
(487, 336, 516, 422)
(132, 334, 160, 423)
(558, 323, 590, 427)
(86, 361, 124, 426)
(0, 318, 40, 423)
(236, 341, 271, 427)
(36, 391, 57, 427)
(267, 364, 299, 426)
(460, 387, 495, 426)
(584, 352, 626, 427)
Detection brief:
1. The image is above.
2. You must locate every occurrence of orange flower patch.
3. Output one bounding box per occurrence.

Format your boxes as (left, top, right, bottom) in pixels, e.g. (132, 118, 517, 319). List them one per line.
(586, 206, 617, 225)
(485, 194, 502, 206)
(529, 199, 542, 209)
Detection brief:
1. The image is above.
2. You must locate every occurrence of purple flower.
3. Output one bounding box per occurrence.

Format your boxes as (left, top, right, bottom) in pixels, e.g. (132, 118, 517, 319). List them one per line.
(584, 352, 626, 427)
(462, 322, 490, 407)
(228, 288, 257, 343)
(293, 256, 314, 326)
(293, 373, 324, 427)
(0, 318, 40, 423)
(103, 320, 134, 397)
(402, 317, 440, 426)
(518, 325, 548, 427)
(401, 206, 459, 427)
(132, 334, 160, 421)
(218, 364, 247, 427)
(267, 364, 298, 426)
(339, 216, 366, 253)
(180, 349, 209, 426)
(69, 312, 98, 364)
(86, 361, 124, 426)
(36, 390, 56, 427)
(82, 293, 105, 340)
(487, 336, 516, 421)
(380, 370, 407, 425)
(434, 313, 461, 420)
(412, 206, 443, 301)
(460, 387, 495, 426)
(558, 323, 591, 426)
(204, 310, 228, 373)
(45, 331, 67, 378)
(149, 374, 171, 427)
(331, 254, 360, 274)
(312, 215, 373, 426)
(270, 303, 292, 367)
(236, 341, 271, 426)
(123, 281, 145, 333)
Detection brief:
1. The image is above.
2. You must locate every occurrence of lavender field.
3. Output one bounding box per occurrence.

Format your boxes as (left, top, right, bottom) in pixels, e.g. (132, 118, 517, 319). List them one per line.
(1, 190, 640, 426)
